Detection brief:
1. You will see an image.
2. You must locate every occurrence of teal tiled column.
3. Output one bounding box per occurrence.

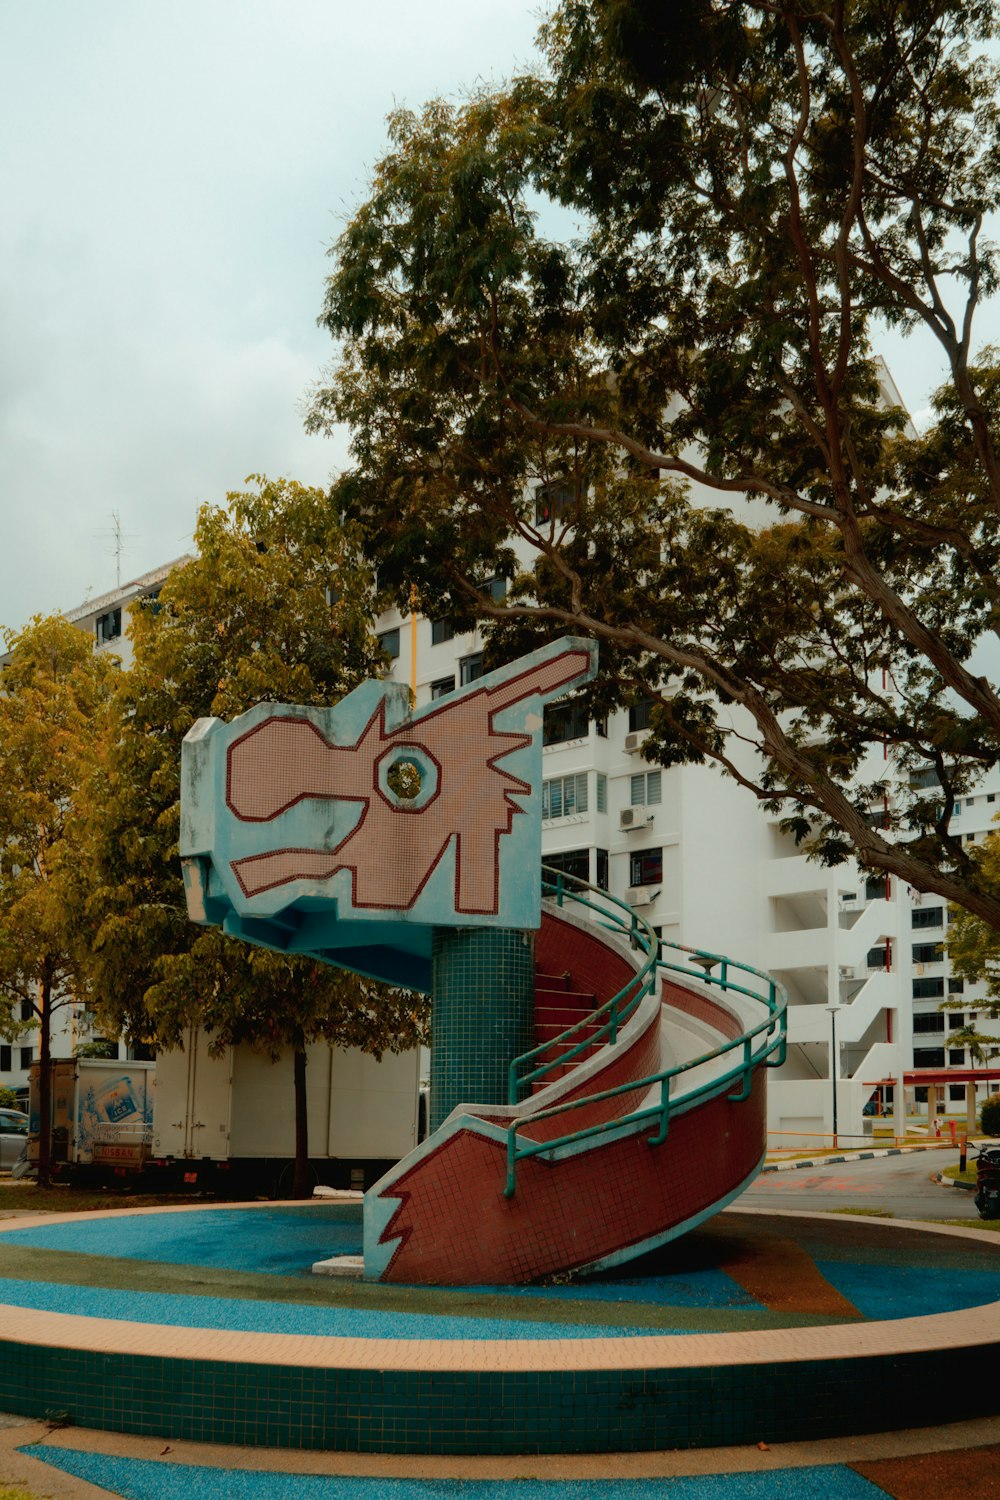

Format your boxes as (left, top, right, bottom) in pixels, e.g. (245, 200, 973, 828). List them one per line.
(430, 927, 535, 1132)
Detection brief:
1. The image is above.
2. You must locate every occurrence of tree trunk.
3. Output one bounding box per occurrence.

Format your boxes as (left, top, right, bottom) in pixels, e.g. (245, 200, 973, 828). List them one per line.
(36, 968, 52, 1190)
(291, 1044, 310, 1199)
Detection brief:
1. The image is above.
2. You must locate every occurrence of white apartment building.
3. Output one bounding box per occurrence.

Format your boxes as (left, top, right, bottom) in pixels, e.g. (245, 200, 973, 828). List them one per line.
(6, 544, 998, 1142)
(375, 597, 1000, 1147)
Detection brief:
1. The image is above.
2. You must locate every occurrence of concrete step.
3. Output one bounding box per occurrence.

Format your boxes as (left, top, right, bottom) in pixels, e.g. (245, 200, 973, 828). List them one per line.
(536, 1008, 599, 1032)
(529, 1062, 579, 1091)
(532, 1041, 599, 1070)
(534, 986, 596, 1007)
(534, 1020, 600, 1043)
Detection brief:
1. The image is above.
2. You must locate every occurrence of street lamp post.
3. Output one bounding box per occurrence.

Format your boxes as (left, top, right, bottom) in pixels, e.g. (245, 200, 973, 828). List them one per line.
(826, 1004, 840, 1150)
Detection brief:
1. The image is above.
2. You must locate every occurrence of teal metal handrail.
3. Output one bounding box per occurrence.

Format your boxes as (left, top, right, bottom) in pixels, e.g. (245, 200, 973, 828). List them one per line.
(507, 868, 660, 1106)
(503, 890, 787, 1197)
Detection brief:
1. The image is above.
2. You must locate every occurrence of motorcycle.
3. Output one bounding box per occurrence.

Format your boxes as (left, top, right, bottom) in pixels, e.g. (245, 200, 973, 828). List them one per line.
(974, 1144, 1000, 1220)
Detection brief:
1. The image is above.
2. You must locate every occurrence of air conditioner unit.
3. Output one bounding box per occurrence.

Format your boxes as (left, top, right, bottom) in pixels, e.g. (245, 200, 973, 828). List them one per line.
(624, 730, 650, 754)
(619, 807, 653, 830)
(626, 886, 656, 907)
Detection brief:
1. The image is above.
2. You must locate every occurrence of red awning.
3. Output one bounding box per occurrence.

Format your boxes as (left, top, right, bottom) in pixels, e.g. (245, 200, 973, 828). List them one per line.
(863, 1068, 1000, 1087)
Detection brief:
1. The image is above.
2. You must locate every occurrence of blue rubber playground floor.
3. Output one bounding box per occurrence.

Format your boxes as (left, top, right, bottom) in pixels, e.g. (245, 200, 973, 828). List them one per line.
(6, 1209, 1000, 1498)
(0, 1204, 998, 1343)
(21, 1446, 898, 1499)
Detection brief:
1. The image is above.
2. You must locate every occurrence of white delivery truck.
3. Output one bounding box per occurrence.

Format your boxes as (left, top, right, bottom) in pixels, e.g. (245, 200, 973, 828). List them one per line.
(28, 1056, 156, 1172)
(32, 1030, 422, 1194)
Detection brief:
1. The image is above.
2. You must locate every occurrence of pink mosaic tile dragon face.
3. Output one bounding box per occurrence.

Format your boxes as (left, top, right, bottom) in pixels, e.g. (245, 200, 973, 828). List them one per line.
(222, 648, 593, 917)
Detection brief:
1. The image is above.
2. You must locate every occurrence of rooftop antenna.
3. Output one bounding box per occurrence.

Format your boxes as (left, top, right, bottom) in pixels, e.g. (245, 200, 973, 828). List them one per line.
(111, 510, 124, 588)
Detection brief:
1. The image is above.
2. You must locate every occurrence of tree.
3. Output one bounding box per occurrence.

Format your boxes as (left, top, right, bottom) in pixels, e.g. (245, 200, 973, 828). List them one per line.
(85, 478, 428, 1196)
(308, 0, 1000, 930)
(945, 1024, 999, 1067)
(0, 616, 116, 1185)
(946, 822, 1000, 1016)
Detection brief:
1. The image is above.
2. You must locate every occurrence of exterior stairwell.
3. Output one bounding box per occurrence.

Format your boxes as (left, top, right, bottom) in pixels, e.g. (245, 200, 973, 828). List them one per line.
(362, 880, 786, 1286)
(531, 970, 600, 1086)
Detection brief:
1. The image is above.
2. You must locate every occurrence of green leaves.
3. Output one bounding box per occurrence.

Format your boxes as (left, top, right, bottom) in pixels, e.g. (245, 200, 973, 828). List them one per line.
(308, 1, 1000, 931)
(0, 616, 115, 1030)
(947, 825, 1000, 1013)
(86, 477, 428, 1059)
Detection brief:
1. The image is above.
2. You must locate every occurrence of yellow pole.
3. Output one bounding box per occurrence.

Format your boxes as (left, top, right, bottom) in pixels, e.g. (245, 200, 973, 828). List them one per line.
(409, 583, 418, 700)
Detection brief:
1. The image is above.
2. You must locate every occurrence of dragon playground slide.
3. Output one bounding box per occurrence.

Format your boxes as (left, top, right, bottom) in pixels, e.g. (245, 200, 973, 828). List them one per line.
(363, 892, 786, 1284)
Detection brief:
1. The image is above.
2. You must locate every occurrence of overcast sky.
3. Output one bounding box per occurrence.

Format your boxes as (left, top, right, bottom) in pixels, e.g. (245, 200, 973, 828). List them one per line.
(0, 3, 995, 638)
(0, 0, 544, 634)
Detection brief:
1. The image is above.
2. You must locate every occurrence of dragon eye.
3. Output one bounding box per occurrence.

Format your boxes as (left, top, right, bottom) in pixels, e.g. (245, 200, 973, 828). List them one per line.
(376, 744, 439, 811)
(386, 757, 423, 801)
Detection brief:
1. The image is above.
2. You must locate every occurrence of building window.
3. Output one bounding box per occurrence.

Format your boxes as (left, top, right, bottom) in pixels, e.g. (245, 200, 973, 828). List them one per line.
(912, 943, 942, 964)
(0, 1046, 9, 1073)
(948, 1049, 966, 1066)
(948, 1013, 965, 1029)
(912, 907, 944, 929)
(543, 697, 591, 745)
(865, 875, 890, 900)
(595, 848, 609, 891)
(459, 652, 483, 686)
(948, 977, 965, 994)
(629, 770, 662, 806)
(629, 847, 662, 886)
(596, 773, 607, 814)
(867, 947, 888, 969)
(95, 608, 122, 644)
(989, 793, 996, 804)
(950, 1084, 967, 1102)
(542, 773, 589, 821)
(913, 1013, 945, 1033)
(913, 1047, 945, 1069)
(19, 1047, 31, 1070)
(19, 999, 32, 1023)
(483, 577, 507, 603)
(534, 480, 575, 524)
(912, 977, 945, 999)
(377, 628, 400, 659)
(628, 697, 655, 733)
(430, 676, 454, 699)
(431, 618, 455, 645)
(543, 848, 590, 886)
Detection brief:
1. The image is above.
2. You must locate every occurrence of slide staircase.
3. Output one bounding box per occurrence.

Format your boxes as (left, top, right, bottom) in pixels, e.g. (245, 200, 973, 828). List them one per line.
(364, 871, 786, 1284)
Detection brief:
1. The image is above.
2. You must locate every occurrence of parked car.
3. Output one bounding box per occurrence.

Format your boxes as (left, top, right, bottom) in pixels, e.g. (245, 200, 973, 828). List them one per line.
(0, 1109, 29, 1171)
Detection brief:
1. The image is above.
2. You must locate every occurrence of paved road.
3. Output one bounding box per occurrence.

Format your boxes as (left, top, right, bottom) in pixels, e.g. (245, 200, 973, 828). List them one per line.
(741, 1149, 981, 1221)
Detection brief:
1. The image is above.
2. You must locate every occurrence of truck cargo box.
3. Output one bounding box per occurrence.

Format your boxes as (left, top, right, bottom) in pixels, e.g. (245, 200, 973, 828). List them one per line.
(152, 1030, 420, 1167)
(28, 1058, 156, 1167)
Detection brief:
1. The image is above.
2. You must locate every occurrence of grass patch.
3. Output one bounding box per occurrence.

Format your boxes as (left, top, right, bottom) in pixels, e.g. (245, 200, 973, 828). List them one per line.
(830, 1207, 894, 1218)
(932, 1216, 1000, 1232)
(0, 1183, 241, 1214)
(942, 1164, 978, 1186)
(0, 1487, 45, 1500)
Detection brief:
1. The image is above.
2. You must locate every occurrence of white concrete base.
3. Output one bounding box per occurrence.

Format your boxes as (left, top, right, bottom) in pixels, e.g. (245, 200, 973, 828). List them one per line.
(312, 1255, 365, 1277)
